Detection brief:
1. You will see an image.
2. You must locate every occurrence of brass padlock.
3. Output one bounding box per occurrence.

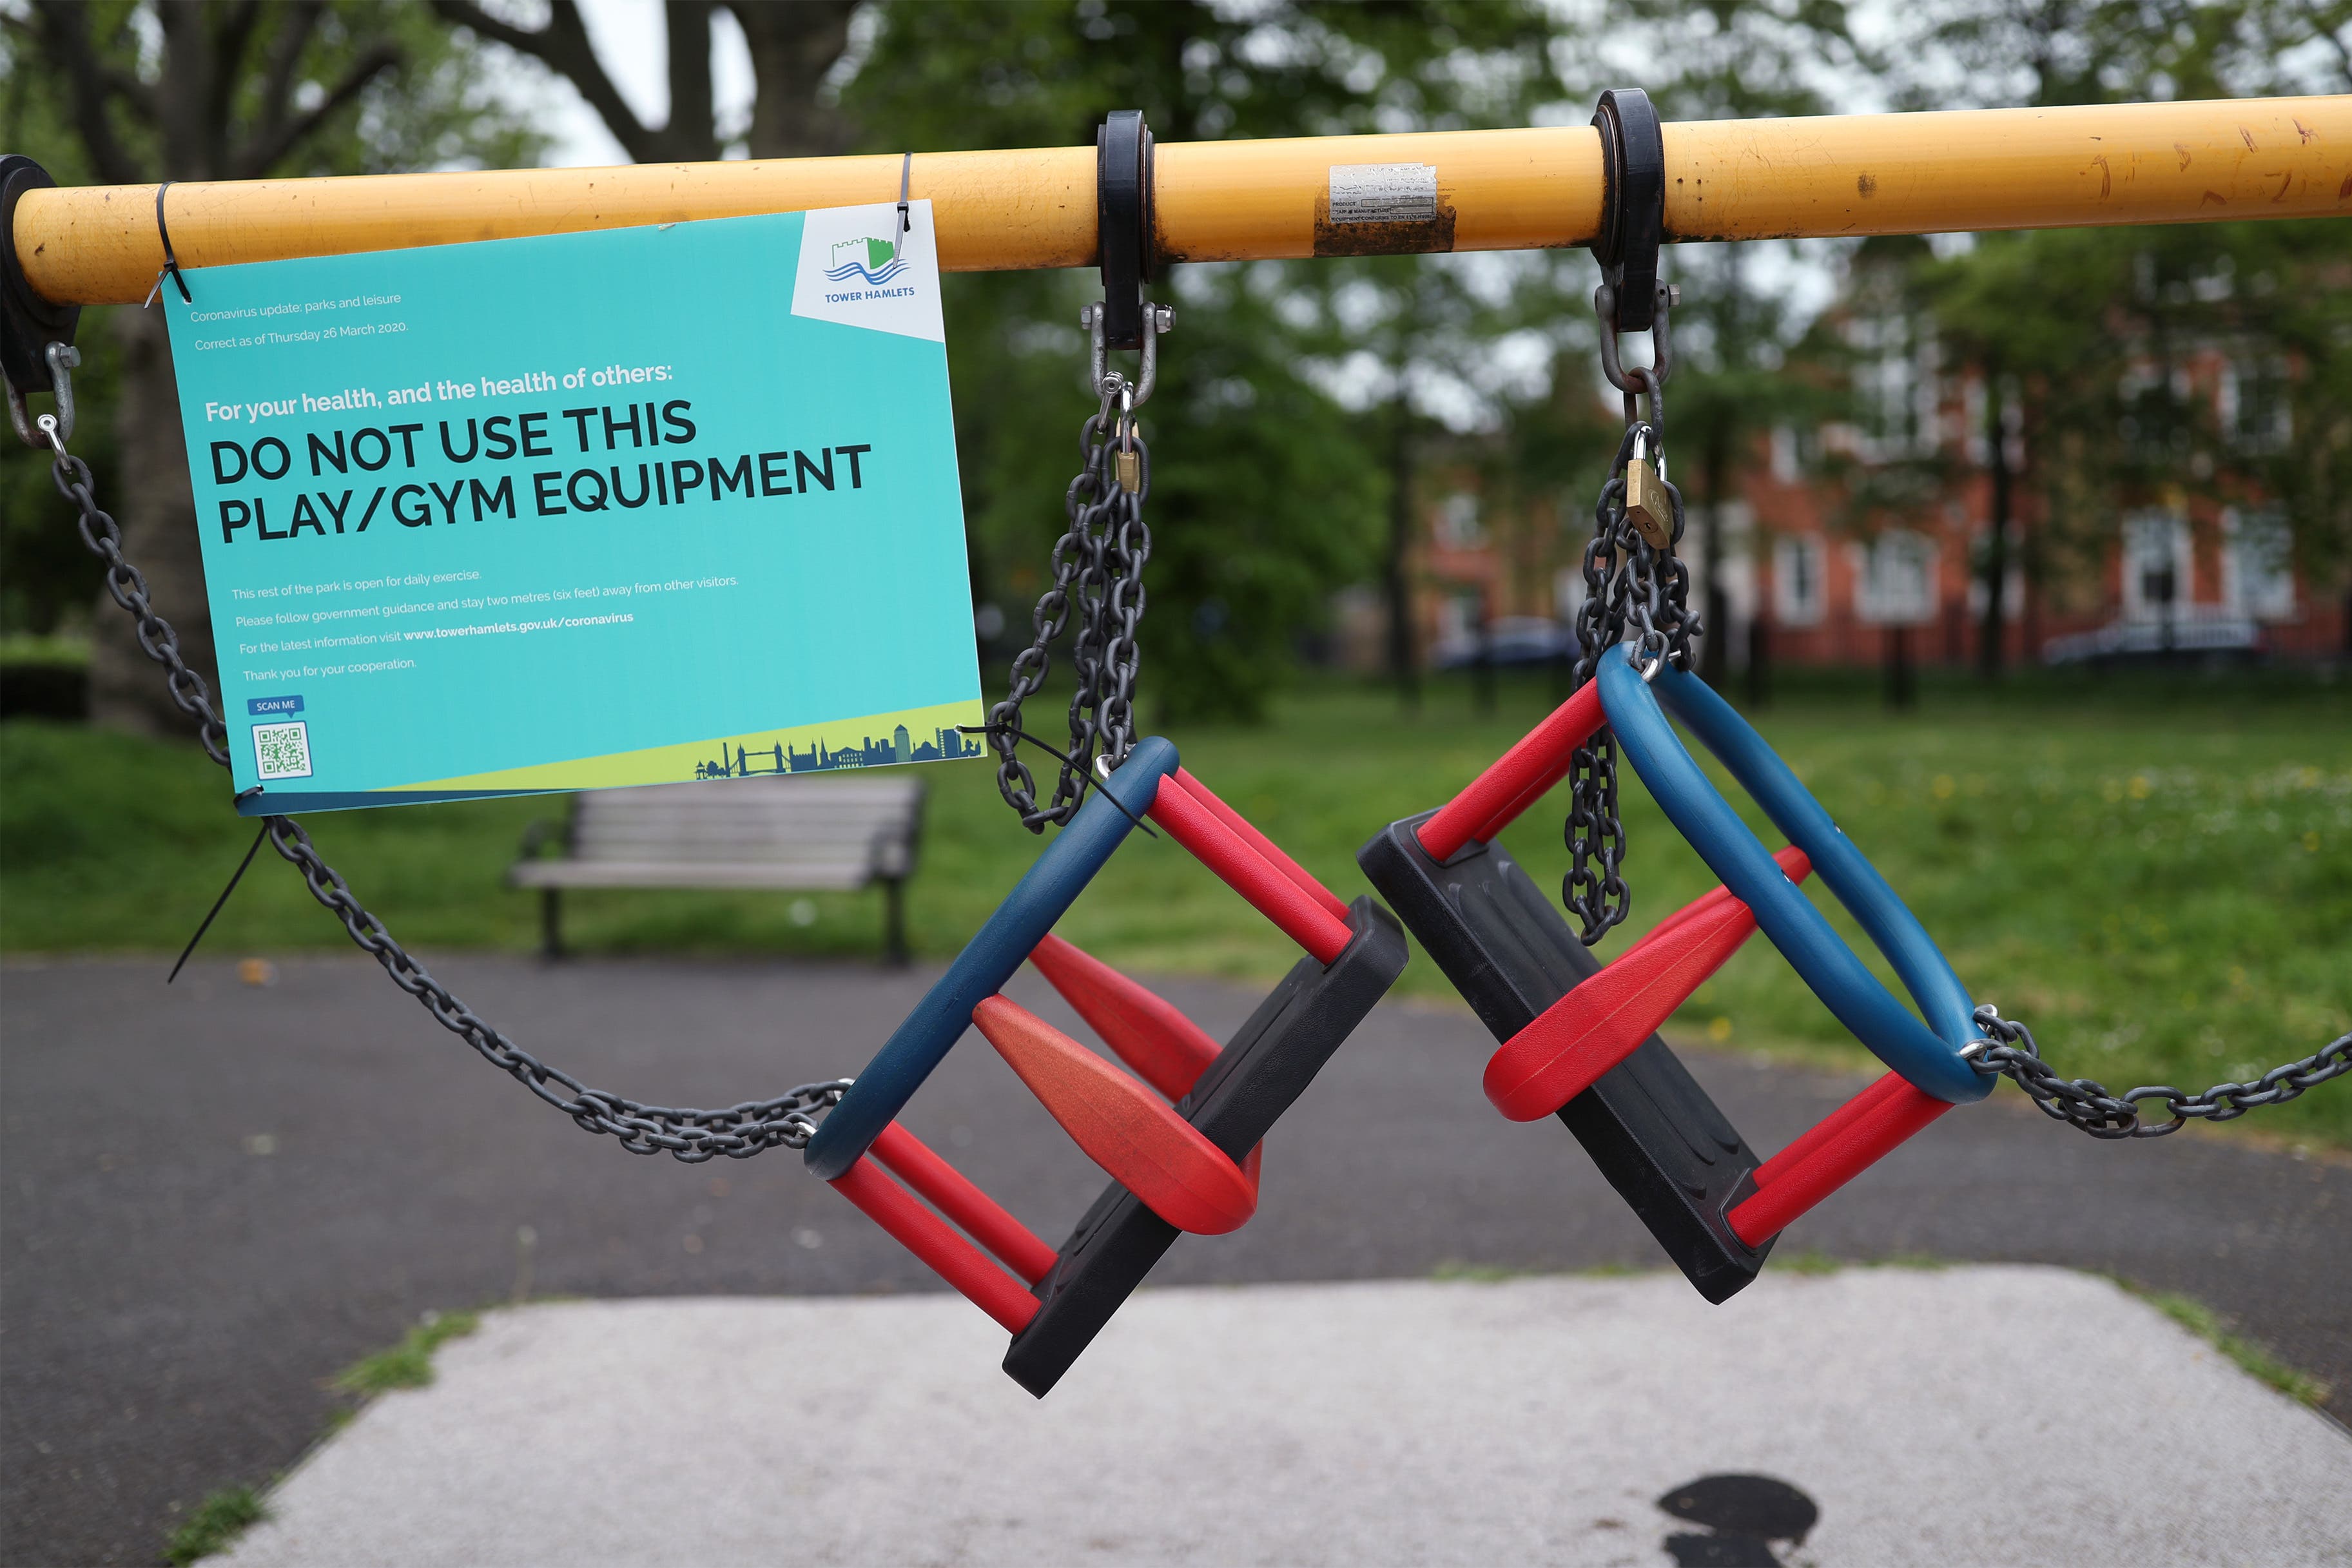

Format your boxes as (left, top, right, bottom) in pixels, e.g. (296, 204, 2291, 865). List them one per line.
(1624, 457, 1673, 550)
(1116, 443, 1142, 493)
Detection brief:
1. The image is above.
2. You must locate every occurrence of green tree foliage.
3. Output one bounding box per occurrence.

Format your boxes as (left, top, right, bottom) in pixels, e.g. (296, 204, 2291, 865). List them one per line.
(12, 0, 541, 185)
(1297, 247, 1591, 708)
(0, 3, 541, 722)
(842, 0, 1561, 721)
(1889, 0, 2351, 108)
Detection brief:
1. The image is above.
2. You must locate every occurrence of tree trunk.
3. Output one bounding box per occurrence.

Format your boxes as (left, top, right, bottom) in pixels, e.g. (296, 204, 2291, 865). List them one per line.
(2021, 483, 2041, 664)
(1472, 589, 1494, 715)
(1977, 366, 2012, 681)
(730, 1, 859, 159)
(89, 304, 220, 738)
(1383, 402, 1419, 711)
(1883, 624, 1914, 710)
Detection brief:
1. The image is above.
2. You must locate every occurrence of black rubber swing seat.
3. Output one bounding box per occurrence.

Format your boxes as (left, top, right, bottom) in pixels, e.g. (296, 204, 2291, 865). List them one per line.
(1358, 811, 1773, 1302)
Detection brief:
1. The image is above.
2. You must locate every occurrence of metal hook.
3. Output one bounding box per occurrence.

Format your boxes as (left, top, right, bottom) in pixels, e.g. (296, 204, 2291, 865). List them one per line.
(1082, 298, 1174, 409)
(1595, 280, 1678, 436)
(7, 342, 81, 449)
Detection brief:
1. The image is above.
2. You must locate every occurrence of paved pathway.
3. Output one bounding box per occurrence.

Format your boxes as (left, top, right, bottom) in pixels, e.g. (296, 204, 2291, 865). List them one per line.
(4, 956, 2346, 1564)
(213, 1270, 2351, 1568)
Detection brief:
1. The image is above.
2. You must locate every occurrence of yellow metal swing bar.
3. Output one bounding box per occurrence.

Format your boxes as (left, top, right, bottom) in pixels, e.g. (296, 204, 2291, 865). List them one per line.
(14, 94, 2349, 307)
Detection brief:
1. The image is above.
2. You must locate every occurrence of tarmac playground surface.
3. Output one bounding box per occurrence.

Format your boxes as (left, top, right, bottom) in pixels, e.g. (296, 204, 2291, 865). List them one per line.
(5, 954, 2347, 1565)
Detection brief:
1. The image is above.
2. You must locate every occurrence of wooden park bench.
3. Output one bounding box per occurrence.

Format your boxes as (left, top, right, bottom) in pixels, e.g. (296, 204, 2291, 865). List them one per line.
(510, 774, 927, 963)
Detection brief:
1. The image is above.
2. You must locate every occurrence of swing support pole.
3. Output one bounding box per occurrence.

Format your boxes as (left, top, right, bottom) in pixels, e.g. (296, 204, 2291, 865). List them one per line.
(10, 95, 2347, 307)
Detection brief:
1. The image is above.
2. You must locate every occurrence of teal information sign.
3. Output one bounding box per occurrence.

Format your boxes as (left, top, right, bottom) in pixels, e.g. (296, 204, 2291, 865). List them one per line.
(160, 203, 982, 813)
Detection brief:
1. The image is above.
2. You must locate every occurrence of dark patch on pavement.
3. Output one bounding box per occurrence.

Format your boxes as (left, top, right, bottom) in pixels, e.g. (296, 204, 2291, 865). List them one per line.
(3, 955, 2346, 1565)
(1660, 1473, 1818, 1564)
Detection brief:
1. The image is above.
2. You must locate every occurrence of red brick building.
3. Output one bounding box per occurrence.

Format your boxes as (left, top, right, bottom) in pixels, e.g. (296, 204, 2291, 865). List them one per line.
(1344, 287, 2347, 675)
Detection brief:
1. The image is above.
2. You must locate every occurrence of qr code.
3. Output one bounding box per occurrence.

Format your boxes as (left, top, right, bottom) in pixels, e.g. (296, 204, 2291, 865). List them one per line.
(253, 721, 313, 780)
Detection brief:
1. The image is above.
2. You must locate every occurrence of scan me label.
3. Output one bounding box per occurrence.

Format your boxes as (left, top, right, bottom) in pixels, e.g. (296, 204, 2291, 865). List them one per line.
(248, 693, 305, 716)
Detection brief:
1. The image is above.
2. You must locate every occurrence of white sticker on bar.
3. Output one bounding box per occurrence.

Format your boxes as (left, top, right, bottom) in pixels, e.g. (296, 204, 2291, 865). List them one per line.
(1328, 164, 1439, 224)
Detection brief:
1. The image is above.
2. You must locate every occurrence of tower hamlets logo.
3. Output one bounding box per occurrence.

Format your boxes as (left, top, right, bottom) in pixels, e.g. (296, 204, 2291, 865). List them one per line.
(825, 235, 912, 287)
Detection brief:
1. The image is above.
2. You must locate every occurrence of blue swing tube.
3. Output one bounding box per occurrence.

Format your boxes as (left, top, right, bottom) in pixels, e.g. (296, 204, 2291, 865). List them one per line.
(805, 738, 1184, 1179)
(1597, 648, 1992, 1106)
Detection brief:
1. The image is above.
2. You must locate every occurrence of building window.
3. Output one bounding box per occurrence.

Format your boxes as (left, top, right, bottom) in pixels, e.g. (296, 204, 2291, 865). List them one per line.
(1770, 425, 1800, 482)
(1852, 530, 1938, 625)
(1965, 529, 2024, 623)
(2120, 510, 2192, 620)
(1847, 302, 1938, 460)
(1773, 537, 1823, 626)
(2119, 363, 2194, 461)
(2223, 508, 2295, 620)
(1434, 492, 1483, 548)
(1432, 588, 1486, 665)
(2220, 358, 2291, 453)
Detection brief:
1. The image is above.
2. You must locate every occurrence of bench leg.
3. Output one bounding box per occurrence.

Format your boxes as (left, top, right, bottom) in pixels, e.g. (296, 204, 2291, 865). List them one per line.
(882, 878, 908, 968)
(540, 888, 563, 961)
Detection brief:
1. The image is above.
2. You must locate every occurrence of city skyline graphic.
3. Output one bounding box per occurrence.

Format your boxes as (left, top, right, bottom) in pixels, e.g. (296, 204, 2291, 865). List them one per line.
(692, 721, 982, 780)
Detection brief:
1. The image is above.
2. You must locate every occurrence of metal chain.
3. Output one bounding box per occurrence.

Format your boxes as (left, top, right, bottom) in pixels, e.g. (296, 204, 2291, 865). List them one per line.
(48, 452, 233, 771)
(1577, 423, 1700, 679)
(1967, 1004, 2352, 1139)
(1089, 414, 1150, 768)
(35, 411, 851, 1162)
(1563, 284, 1700, 944)
(986, 307, 1160, 831)
(987, 424, 1096, 826)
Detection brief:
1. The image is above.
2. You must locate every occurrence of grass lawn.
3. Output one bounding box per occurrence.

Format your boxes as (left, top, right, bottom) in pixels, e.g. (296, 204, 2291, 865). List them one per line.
(5, 669, 2347, 1145)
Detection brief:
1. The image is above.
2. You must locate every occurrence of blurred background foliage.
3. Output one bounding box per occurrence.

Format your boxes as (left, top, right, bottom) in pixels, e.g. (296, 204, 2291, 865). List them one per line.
(3, 0, 545, 732)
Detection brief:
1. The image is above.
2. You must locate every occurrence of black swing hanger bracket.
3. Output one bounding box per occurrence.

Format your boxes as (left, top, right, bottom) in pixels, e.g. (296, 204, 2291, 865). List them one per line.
(1, 153, 84, 449)
(1589, 89, 1678, 431)
(1085, 109, 1172, 409)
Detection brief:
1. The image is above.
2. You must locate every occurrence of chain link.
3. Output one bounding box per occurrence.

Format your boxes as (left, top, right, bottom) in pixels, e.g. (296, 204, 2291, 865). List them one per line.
(38, 412, 851, 1162)
(1967, 1004, 2352, 1139)
(48, 446, 233, 769)
(1563, 284, 1701, 945)
(987, 342, 1154, 831)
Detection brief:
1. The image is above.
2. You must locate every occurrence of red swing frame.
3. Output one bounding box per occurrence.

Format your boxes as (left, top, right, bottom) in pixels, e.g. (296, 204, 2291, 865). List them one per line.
(1413, 681, 1959, 1249)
